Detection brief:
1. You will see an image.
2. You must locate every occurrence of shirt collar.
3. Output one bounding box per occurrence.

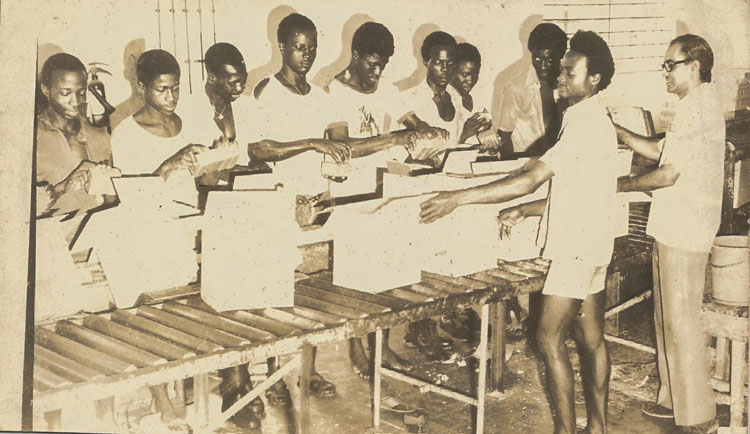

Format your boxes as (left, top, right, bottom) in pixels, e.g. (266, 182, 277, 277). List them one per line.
(525, 66, 540, 88)
(38, 108, 90, 143)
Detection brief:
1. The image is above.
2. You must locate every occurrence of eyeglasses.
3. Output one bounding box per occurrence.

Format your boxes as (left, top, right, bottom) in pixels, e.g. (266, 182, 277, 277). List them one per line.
(661, 59, 691, 72)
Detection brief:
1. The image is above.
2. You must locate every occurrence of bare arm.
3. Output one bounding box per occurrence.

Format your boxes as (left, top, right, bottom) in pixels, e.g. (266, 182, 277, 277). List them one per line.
(617, 164, 679, 192)
(246, 138, 351, 163)
(326, 123, 413, 159)
(614, 124, 661, 161)
(419, 159, 553, 223)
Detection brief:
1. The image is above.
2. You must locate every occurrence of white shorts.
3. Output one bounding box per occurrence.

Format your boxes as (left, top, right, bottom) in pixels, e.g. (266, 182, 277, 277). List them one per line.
(542, 260, 608, 300)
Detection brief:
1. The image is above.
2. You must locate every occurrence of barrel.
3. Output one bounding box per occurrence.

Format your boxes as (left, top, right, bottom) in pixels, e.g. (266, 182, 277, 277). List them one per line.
(710, 236, 750, 306)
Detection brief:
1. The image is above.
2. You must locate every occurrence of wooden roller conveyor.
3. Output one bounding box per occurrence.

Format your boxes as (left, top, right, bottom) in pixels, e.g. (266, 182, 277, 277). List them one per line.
(82, 315, 196, 360)
(278, 306, 347, 326)
(137, 306, 251, 348)
(55, 320, 167, 367)
(35, 345, 105, 383)
(33, 261, 550, 416)
(110, 309, 223, 354)
(161, 301, 276, 342)
(35, 327, 136, 375)
(262, 307, 330, 328)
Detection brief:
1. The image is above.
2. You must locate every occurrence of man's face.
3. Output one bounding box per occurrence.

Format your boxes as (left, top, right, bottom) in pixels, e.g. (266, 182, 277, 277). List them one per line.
(42, 69, 87, 120)
(424, 45, 456, 88)
(353, 51, 389, 88)
(451, 60, 480, 95)
(662, 43, 694, 98)
(531, 48, 560, 82)
(141, 73, 180, 115)
(557, 51, 597, 104)
(212, 64, 247, 101)
(281, 30, 317, 75)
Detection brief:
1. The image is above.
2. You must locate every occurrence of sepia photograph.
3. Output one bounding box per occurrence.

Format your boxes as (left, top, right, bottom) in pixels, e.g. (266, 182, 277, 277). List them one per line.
(0, 0, 748, 432)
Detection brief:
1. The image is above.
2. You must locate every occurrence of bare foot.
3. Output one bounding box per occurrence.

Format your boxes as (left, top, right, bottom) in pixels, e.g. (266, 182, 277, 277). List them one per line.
(349, 337, 371, 380)
(383, 346, 413, 372)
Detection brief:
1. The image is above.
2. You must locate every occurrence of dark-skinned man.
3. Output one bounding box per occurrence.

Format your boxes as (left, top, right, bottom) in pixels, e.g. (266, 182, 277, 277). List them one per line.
(420, 31, 618, 434)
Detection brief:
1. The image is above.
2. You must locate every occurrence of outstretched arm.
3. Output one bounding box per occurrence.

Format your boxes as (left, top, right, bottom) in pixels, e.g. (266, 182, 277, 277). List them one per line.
(419, 159, 553, 223)
(617, 164, 679, 192)
(614, 124, 661, 161)
(247, 138, 351, 163)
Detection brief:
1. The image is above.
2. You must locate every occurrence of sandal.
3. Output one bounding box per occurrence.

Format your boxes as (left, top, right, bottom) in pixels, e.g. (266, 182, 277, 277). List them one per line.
(306, 372, 336, 399)
(264, 380, 293, 408)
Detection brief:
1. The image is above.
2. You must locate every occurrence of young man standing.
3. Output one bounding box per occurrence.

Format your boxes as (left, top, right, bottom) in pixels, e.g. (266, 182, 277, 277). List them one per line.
(447, 42, 492, 145)
(420, 31, 618, 434)
(491, 23, 568, 157)
(326, 21, 415, 381)
(616, 34, 723, 434)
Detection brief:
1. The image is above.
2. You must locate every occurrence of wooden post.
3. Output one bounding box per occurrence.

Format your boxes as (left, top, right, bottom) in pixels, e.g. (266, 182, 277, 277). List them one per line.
(714, 337, 730, 381)
(476, 304, 489, 434)
(373, 329, 383, 432)
(193, 373, 210, 428)
(490, 301, 506, 393)
(299, 346, 313, 434)
(729, 340, 746, 429)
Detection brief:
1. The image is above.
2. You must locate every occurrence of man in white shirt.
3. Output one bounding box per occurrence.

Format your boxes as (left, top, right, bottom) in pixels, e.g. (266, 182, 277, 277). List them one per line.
(420, 31, 618, 434)
(493, 23, 568, 157)
(616, 34, 723, 434)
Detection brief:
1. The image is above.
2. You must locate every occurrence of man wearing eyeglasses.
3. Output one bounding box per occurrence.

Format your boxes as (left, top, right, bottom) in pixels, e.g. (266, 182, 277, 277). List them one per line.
(615, 34, 724, 434)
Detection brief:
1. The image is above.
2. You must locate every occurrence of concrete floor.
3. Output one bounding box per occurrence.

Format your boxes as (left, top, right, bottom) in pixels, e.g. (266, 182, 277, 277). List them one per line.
(211, 297, 736, 434)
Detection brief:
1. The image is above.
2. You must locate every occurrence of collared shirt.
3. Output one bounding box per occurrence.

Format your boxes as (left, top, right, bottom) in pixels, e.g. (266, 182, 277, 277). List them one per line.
(497, 66, 560, 153)
(647, 83, 725, 252)
(36, 108, 112, 214)
(447, 84, 491, 145)
(537, 94, 619, 265)
(398, 80, 461, 146)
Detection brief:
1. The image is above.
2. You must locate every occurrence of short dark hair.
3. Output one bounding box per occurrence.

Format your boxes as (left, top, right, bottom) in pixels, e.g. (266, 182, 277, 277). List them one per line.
(528, 23, 568, 60)
(569, 30, 615, 91)
(204, 42, 246, 75)
(352, 22, 394, 58)
(671, 34, 714, 83)
(456, 42, 481, 65)
(136, 49, 180, 85)
(420, 31, 457, 62)
(277, 13, 317, 44)
(40, 53, 86, 87)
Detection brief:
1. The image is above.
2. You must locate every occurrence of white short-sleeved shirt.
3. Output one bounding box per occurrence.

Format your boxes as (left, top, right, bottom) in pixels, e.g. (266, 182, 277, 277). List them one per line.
(447, 84, 491, 145)
(497, 66, 560, 153)
(646, 83, 725, 252)
(398, 80, 461, 146)
(537, 94, 619, 266)
(248, 77, 330, 195)
(326, 79, 409, 196)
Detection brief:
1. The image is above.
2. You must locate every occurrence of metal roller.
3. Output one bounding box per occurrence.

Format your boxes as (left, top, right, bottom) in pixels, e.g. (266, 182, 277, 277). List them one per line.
(110, 309, 222, 354)
(422, 271, 487, 291)
(83, 315, 196, 361)
(417, 277, 473, 295)
(161, 301, 275, 341)
(137, 305, 250, 348)
(34, 363, 72, 390)
(300, 278, 409, 310)
(35, 327, 135, 375)
(296, 283, 390, 315)
(262, 308, 326, 329)
(220, 310, 300, 336)
(34, 345, 104, 383)
(481, 269, 527, 283)
(495, 260, 544, 278)
(56, 320, 166, 367)
(294, 294, 367, 320)
(408, 283, 453, 298)
(387, 287, 433, 303)
(278, 306, 346, 326)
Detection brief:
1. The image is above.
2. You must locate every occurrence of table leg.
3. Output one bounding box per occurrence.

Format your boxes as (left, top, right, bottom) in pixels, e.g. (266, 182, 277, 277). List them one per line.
(490, 301, 506, 393)
(299, 346, 313, 434)
(476, 303, 489, 434)
(193, 373, 210, 428)
(714, 337, 730, 381)
(373, 329, 383, 432)
(730, 340, 747, 429)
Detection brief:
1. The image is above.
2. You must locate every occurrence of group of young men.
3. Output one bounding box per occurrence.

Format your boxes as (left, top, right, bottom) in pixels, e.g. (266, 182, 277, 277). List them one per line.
(36, 9, 725, 434)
